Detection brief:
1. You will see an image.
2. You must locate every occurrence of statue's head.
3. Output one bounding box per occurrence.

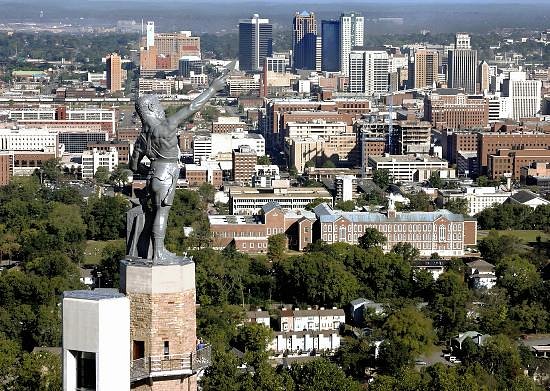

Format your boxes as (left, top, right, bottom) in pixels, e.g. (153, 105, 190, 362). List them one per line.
(135, 95, 165, 124)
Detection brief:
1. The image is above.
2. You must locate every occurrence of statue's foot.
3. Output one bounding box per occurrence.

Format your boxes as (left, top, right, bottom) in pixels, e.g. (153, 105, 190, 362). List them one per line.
(153, 248, 179, 263)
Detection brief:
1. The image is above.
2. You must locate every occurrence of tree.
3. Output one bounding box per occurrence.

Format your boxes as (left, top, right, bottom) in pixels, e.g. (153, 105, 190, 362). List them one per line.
(429, 172, 443, 188)
(334, 337, 374, 378)
(305, 198, 327, 211)
(109, 166, 129, 188)
(496, 255, 541, 304)
(94, 166, 110, 184)
(198, 182, 216, 204)
(274, 253, 360, 307)
(377, 339, 415, 374)
(382, 306, 435, 357)
(232, 323, 273, 367)
(446, 198, 468, 215)
(38, 158, 62, 183)
(92, 241, 125, 288)
(430, 271, 469, 339)
(257, 155, 271, 165)
(335, 200, 355, 211)
(478, 231, 524, 264)
(358, 228, 387, 250)
(481, 334, 522, 386)
(287, 359, 362, 391)
(373, 169, 391, 189)
(84, 196, 129, 240)
(404, 191, 432, 212)
(17, 350, 62, 391)
(267, 233, 287, 262)
(391, 242, 420, 263)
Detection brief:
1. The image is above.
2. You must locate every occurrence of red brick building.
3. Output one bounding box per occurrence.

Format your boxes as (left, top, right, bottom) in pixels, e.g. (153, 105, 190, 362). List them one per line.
(313, 203, 477, 257)
(209, 202, 316, 253)
(488, 148, 550, 180)
(0, 152, 13, 186)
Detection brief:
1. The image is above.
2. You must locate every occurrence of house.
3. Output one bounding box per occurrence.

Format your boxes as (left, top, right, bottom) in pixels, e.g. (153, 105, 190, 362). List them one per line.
(269, 330, 340, 355)
(412, 259, 447, 280)
(467, 259, 497, 289)
(451, 331, 490, 352)
(246, 309, 270, 328)
(279, 307, 345, 332)
(348, 298, 385, 325)
(507, 190, 550, 209)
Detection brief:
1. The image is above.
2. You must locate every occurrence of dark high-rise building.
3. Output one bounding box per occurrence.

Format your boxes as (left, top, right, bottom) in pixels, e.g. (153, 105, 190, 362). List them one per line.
(239, 14, 273, 71)
(447, 33, 477, 94)
(292, 11, 318, 70)
(321, 20, 340, 72)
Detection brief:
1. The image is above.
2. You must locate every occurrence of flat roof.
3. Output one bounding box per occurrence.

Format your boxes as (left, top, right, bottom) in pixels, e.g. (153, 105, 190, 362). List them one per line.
(369, 154, 447, 163)
(208, 215, 262, 225)
(64, 289, 125, 301)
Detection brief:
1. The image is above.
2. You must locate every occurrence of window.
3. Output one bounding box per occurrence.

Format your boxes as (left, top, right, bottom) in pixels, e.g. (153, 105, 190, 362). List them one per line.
(133, 341, 144, 360)
(75, 351, 96, 391)
(164, 341, 170, 357)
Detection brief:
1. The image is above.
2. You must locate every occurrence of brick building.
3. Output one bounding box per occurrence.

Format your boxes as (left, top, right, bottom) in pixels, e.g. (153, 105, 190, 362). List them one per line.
(212, 117, 247, 133)
(184, 162, 223, 188)
(209, 202, 316, 253)
(477, 132, 550, 176)
(440, 129, 479, 164)
(425, 89, 488, 130)
(12, 151, 56, 176)
(87, 140, 133, 165)
(313, 203, 477, 257)
(232, 146, 257, 185)
(488, 148, 550, 180)
(0, 152, 13, 186)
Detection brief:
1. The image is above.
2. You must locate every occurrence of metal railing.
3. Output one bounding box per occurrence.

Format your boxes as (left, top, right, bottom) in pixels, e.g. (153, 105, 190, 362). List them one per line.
(130, 345, 212, 381)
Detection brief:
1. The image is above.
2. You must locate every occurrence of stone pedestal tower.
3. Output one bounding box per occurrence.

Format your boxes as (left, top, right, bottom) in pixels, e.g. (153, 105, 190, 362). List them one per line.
(120, 257, 210, 391)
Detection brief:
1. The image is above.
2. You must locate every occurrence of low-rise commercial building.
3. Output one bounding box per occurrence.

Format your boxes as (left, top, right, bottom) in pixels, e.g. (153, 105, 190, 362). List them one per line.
(437, 186, 512, 216)
(367, 154, 453, 183)
(228, 183, 332, 215)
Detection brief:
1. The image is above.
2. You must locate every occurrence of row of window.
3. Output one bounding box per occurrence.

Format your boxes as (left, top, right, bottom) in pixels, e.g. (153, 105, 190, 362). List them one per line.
(241, 241, 267, 249)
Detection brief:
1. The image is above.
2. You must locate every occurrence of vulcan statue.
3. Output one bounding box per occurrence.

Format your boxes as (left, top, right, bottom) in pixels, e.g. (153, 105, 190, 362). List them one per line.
(128, 61, 235, 263)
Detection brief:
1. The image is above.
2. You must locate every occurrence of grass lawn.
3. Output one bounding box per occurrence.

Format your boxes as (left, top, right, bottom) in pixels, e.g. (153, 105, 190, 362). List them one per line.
(83, 240, 124, 265)
(477, 230, 550, 243)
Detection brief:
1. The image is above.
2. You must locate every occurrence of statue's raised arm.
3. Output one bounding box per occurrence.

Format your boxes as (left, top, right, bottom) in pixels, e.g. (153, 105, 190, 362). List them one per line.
(167, 60, 236, 129)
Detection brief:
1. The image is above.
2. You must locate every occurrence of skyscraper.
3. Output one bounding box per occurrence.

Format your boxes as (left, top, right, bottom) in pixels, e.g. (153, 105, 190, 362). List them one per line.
(292, 11, 317, 70)
(409, 48, 439, 89)
(339, 12, 364, 76)
(146, 21, 155, 49)
(239, 14, 273, 71)
(106, 53, 122, 92)
(478, 60, 490, 93)
(349, 50, 389, 95)
(321, 20, 340, 72)
(502, 71, 542, 120)
(447, 33, 478, 94)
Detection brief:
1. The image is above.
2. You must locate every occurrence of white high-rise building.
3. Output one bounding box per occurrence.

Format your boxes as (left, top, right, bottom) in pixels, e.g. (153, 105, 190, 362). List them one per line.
(339, 12, 364, 76)
(146, 21, 155, 49)
(348, 50, 389, 95)
(81, 147, 119, 179)
(503, 71, 542, 120)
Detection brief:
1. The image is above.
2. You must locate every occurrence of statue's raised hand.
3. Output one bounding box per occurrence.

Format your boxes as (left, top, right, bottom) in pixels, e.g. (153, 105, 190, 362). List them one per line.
(211, 60, 236, 91)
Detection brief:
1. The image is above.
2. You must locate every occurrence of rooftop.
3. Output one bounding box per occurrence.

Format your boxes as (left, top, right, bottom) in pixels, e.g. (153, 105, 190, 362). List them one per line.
(64, 289, 125, 301)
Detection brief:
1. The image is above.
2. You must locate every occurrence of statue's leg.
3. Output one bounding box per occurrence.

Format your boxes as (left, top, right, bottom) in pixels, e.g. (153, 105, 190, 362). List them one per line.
(150, 165, 179, 262)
